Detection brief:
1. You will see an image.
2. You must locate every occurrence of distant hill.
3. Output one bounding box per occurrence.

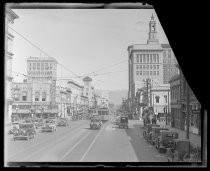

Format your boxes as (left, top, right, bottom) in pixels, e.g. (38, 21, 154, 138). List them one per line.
(108, 89, 128, 105)
(95, 89, 128, 106)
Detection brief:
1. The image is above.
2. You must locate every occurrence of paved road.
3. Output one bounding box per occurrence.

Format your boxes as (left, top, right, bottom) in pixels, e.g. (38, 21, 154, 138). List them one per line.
(5, 116, 168, 163)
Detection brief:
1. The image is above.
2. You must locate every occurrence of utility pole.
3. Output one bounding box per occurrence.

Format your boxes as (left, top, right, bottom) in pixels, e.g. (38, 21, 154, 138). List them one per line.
(186, 82, 190, 139)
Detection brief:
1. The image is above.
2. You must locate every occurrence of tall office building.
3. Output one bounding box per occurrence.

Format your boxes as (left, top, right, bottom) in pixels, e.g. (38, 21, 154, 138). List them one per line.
(27, 56, 57, 104)
(128, 14, 179, 100)
(128, 15, 163, 100)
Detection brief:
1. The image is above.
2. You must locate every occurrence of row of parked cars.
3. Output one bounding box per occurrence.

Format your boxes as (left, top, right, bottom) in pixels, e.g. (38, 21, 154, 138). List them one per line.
(142, 123, 201, 162)
(8, 117, 70, 141)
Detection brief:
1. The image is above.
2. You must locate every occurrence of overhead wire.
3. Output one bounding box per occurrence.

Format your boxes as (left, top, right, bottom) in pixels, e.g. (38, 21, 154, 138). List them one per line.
(9, 26, 81, 80)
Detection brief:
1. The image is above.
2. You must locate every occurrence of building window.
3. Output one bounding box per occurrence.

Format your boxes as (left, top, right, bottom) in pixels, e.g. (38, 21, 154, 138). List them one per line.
(33, 63, 36, 70)
(143, 71, 145, 75)
(143, 54, 146, 63)
(147, 54, 149, 63)
(155, 96, 160, 103)
(157, 65, 159, 69)
(41, 63, 44, 70)
(42, 92, 46, 101)
(157, 71, 159, 75)
(150, 65, 152, 69)
(147, 65, 149, 69)
(37, 63, 40, 70)
(14, 91, 20, 101)
(164, 95, 167, 103)
(140, 54, 142, 63)
(136, 65, 139, 69)
(136, 71, 139, 76)
(136, 54, 139, 63)
(153, 71, 156, 75)
(150, 54, 153, 63)
(168, 50, 171, 58)
(143, 65, 145, 69)
(140, 71, 142, 75)
(163, 51, 166, 58)
(153, 54, 156, 63)
(157, 54, 159, 63)
(147, 71, 149, 75)
(150, 71, 153, 75)
(35, 92, 39, 101)
(140, 65, 142, 69)
(45, 63, 49, 70)
(22, 91, 27, 101)
(153, 65, 156, 69)
(29, 63, 32, 71)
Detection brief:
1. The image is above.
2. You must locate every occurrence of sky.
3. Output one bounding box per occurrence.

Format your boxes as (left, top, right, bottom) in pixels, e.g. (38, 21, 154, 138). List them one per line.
(11, 7, 169, 91)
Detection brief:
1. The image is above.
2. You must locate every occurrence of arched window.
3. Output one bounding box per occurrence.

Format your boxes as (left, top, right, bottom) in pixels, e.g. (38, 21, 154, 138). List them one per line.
(35, 92, 39, 101)
(42, 92, 46, 101)
(155, 96, 160, 103)
(22, 91, 27, 101)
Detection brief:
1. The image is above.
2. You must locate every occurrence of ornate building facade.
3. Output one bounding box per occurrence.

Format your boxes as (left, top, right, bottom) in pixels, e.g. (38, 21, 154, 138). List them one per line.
(5, 8, 19, 124)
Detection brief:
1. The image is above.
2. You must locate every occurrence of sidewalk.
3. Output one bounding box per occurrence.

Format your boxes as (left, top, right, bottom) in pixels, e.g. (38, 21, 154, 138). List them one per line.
(157, 121, 201, 147)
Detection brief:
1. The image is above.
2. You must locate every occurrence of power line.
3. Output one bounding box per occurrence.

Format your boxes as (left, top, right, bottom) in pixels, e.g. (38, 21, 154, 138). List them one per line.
(9, 26, 81, 79)
(82, 59, 127, 77)
(56, 69, 128, 80)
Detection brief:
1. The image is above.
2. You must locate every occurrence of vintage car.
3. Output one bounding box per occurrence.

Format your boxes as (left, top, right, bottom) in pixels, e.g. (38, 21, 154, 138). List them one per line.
(166, 139, 191, 162)
(8, 122, 20, 135)
(13, 123, 36, 141)
(118, 116, 129, 129)
(116, 116, 121, 125)
(57, 117, 70, 127)
(148, 127, 169, 145)
(42, 119, 57, 132)
(155, 130, 179, 153)
(90, 118, 102, 129)
(143, 124, 160, 140)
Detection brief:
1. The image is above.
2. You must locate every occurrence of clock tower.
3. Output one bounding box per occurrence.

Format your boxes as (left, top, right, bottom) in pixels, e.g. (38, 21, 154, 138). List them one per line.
(147, 14, 159, 44)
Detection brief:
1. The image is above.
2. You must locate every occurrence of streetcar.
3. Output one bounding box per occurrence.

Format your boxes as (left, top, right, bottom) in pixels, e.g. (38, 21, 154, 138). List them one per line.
(98, 107, 109, 122)
(88, 107, 98, 119)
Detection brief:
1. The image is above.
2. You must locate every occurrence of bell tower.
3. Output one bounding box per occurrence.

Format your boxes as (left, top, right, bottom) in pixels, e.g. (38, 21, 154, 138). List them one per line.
(147, 14, 159, 44)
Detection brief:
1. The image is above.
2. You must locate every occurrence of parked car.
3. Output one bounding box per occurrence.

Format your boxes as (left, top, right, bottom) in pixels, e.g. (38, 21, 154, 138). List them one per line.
(116, 116, 121, 125)
(90, 118, 102, 129)
(155, 130, 179, 153)
(42, 119, 57, 132)
(143, 124, 160, 140)
(118, 116, 129, 129)
(149, 127, 169, 145)
(8, 122, 20, 135)
(13, 123, 36, 141)
(57, 117, 70, 127)
(167, 139, 191, 162)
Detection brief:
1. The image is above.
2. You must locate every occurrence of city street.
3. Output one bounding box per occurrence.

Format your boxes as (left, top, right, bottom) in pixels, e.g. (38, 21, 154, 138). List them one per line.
(5, 116, 167, 163)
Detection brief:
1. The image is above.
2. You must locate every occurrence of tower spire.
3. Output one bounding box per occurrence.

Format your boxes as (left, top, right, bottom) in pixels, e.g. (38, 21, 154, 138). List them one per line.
(147, 14, 159, 44)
